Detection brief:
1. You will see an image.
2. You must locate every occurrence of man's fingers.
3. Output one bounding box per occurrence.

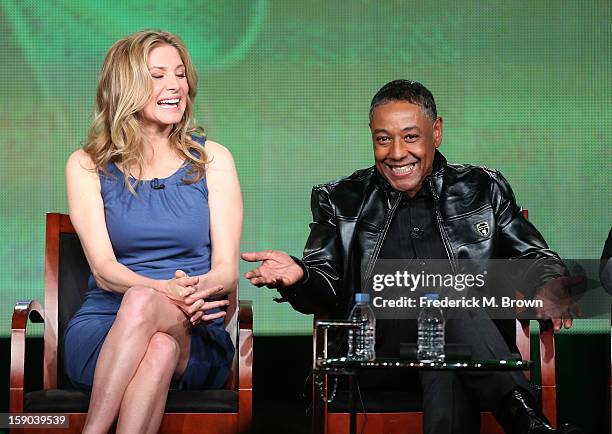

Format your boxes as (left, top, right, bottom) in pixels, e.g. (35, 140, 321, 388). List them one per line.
(534, 307, 544, 321)
(561, 275, 585, 287)
(241, 250, 277, 262)
(557, 307, 574, 330)
(265, 278, 278, 289)
(244, 267, 262, 279)
(245, 266, 277, 282)
(537, 302, 576, 331)
(248, 276, 277, 287)
(240, 251, 261, 262)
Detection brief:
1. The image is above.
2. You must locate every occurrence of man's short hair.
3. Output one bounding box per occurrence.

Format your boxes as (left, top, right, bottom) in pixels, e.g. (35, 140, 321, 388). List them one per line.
(369, 80, 438, 123)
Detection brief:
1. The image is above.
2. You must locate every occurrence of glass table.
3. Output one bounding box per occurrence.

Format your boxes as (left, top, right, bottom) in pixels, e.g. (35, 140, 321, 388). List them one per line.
(316, 356, 531, 372)
(313, 357, 532, 434)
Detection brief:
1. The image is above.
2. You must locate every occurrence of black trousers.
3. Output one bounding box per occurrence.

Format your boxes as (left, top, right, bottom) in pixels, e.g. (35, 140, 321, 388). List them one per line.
(362, 310, 531, 434)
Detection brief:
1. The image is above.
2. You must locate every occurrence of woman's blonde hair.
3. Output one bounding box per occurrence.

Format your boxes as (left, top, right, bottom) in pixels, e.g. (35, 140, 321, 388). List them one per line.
(84, 29, 207, 191)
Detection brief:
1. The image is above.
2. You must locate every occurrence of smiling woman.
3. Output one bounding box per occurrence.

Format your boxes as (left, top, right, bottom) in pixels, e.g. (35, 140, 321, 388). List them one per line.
(83, 30, 208, 192)
(62, 30, 243, 434)
(142, 45, 189, 130)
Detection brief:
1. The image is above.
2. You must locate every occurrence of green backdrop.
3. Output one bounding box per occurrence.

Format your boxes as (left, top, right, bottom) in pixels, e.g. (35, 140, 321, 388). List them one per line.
(0, 0, 610, 335)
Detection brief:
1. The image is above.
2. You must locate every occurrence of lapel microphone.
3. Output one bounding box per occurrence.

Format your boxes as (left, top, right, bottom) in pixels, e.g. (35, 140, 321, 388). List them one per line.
(151, 178, 165, 190)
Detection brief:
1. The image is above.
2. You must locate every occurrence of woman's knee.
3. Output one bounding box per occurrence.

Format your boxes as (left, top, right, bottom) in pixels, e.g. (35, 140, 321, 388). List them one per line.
(146, 332, 180, 376)
(116, 286, 159, 325)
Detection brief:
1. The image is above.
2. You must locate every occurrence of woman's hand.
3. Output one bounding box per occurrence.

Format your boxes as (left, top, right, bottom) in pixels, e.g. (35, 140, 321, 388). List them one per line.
(183, 284, 229, 325)
(164, 270, 198, 301)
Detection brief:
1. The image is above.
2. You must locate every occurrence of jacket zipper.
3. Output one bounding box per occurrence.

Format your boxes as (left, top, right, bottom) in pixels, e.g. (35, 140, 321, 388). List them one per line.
(427, 177, 458, 273)
(362, 193, 403, 286)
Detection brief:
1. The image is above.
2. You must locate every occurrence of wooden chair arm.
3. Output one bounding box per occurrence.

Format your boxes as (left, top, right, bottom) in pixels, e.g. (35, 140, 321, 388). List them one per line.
(238, 300, 253, 390)
(237, 300, 253, 432)
(10, 300, 45, 413)
(537, 320, 557, 427)
(515, 319, 531, 382)
(238, 300, 253, 334)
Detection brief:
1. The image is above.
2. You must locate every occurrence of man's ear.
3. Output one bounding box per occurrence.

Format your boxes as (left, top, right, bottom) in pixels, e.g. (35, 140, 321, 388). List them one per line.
(433, 117, 443, 149)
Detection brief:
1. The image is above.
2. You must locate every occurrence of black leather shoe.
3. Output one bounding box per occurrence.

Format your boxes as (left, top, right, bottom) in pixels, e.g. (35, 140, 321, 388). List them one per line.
(556, 423, 584, 434)
(495, 387, 584, 434)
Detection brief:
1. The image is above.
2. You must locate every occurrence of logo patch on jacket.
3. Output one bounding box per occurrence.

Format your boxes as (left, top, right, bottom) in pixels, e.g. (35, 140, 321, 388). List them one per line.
(475, 221, 490, 236)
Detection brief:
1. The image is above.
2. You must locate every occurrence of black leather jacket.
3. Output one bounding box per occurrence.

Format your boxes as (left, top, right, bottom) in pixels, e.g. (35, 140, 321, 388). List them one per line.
(278, 151, 566, 318)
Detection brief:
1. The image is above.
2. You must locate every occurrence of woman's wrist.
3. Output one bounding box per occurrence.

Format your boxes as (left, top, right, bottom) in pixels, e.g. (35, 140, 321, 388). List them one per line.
(152, 279, 170, 294)
(195, 277, 208, 293)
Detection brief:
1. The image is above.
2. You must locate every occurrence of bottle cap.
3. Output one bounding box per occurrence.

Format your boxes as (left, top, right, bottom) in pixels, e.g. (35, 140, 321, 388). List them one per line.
(425, 293, 439, 301)
(355, 292, 370, 303)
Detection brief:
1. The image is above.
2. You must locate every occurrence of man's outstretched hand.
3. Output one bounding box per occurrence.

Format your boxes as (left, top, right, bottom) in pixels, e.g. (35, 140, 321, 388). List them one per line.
(241, 250, 304, 289)
(534, 275, 584, 331)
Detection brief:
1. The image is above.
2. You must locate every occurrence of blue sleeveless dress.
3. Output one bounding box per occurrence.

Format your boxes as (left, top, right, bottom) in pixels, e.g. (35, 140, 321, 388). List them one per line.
(64, 141, 234, 390)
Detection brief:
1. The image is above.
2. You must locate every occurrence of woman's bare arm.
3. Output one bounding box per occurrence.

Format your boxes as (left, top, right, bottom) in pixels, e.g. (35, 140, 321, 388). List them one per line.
(66, 149, 195, 299)
(186, 140, 242, 321)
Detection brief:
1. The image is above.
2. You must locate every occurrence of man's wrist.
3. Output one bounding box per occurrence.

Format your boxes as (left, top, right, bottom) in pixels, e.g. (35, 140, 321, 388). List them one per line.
(274, 256, 309, 303)
(290, 256, 309, 285)
(524, 257, 568, 299)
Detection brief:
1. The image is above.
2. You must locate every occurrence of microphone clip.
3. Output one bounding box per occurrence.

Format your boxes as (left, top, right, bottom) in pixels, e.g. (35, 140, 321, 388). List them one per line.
(151, 178, 165, 190)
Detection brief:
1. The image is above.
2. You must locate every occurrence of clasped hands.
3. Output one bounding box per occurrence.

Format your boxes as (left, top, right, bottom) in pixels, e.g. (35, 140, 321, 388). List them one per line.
(165, 270, 229, 325)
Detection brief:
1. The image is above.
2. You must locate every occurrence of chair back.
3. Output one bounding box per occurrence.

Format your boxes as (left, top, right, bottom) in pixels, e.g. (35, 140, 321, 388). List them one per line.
(43, 214, 89, 389)
(43, 213, 239, 390)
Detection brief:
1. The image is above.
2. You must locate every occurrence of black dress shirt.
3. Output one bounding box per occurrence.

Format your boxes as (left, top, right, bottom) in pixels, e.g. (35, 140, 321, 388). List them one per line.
(361, 187, 448, 390)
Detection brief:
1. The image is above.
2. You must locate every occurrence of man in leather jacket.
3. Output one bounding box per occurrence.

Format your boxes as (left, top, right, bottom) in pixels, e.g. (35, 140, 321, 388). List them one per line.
(243, 80, 581, 434)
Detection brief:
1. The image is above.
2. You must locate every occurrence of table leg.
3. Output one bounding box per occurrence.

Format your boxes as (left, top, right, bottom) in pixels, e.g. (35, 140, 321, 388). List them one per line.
(349, 374, 356, 434)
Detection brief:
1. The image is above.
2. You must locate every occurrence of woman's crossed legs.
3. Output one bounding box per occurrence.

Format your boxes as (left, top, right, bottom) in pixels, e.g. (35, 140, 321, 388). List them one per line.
(82, 286, 195, 434)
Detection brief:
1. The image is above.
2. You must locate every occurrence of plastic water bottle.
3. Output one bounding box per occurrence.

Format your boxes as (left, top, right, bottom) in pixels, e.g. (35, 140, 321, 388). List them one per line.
(417, 293, 445, 362)
(347, 293, 376, 361)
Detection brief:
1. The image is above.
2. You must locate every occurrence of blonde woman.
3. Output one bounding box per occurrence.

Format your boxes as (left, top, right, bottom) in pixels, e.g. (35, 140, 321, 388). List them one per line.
(63, 30, 242, 434)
